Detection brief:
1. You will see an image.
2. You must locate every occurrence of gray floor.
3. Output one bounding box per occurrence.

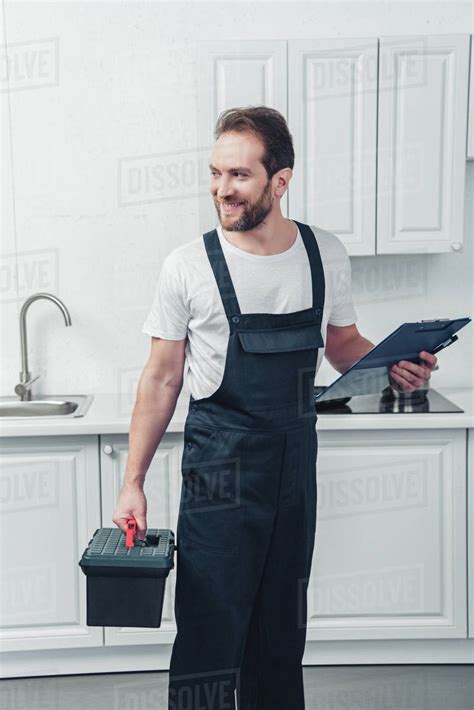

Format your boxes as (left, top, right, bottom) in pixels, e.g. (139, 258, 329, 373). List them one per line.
(1, 665, 473, 709)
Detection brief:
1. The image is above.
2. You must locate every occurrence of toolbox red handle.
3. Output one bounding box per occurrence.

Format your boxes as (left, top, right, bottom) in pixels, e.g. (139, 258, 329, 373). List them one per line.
(125, 517, 137, 547)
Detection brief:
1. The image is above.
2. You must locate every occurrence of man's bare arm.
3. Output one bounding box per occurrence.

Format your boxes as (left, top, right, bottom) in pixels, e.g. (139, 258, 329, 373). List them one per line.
(123, 336, 187, 488)
(324, 323, 374, 374)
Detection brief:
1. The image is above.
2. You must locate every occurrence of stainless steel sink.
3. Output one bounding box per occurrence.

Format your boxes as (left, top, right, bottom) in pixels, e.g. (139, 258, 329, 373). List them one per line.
(0, 394, 94, 419)
(2, 293, 94, 419)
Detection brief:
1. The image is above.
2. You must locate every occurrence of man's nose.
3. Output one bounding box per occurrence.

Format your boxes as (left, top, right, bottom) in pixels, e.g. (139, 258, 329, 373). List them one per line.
(214, 179, 234, 199)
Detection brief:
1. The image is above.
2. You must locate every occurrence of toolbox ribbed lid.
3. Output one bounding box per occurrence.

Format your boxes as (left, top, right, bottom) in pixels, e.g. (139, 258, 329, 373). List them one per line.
(79, 528, 175, 571)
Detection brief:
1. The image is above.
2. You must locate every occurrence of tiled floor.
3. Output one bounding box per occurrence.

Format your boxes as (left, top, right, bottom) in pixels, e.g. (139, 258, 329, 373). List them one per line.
(1, 665, 473, 709)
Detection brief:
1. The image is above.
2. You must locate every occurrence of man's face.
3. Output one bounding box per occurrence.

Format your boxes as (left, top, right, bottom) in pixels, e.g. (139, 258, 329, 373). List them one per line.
(209, 131, 276, 232)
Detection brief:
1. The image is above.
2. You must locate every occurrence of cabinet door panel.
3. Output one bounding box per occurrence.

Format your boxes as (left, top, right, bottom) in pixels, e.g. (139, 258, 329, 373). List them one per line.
(0, 436, 102, 652)
(467, 35, 474, 159)
(307, 429, 467, 640)
(377, 35, 470, 253)
(468, 430, 474, 637)
(289, 38, 377, 255)
(197, 40, 288, 232)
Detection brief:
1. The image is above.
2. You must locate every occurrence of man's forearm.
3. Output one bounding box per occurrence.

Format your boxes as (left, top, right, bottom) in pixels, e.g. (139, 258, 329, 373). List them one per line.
(331, 334, 375, 374)
(123, 371, 182, 488)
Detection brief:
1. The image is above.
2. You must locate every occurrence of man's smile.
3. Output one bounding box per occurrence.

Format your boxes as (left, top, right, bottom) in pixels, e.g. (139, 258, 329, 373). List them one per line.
(220, 201, 244, 212)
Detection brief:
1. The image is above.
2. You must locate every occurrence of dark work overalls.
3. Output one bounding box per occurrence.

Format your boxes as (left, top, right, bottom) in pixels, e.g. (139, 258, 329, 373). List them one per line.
(168, 220, 325, 710)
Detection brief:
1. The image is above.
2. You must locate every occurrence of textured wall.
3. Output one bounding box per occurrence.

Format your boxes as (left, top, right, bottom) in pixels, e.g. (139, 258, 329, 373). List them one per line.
(1, 1, 473, 407)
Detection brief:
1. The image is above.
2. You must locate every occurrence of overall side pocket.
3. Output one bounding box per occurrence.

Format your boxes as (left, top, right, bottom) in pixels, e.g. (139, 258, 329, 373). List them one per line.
(178, 428, 243, 556)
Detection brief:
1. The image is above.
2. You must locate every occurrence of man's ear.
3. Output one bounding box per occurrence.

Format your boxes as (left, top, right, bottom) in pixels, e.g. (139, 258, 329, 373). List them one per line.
(274, 167, 293, 197)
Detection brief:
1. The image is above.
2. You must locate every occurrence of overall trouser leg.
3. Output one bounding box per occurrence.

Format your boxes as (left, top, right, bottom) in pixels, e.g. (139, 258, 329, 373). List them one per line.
(237, 421, 317, 710)
(168, 428, 290, 709)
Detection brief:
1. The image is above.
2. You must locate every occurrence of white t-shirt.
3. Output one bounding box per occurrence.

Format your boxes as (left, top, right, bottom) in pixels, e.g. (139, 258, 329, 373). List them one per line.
(142, 222, 358, 400)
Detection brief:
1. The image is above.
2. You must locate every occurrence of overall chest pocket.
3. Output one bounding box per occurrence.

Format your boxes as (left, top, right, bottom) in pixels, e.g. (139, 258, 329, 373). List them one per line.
(237, 322, 324, 354)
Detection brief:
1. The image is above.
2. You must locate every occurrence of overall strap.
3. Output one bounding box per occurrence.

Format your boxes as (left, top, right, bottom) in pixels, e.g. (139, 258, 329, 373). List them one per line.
(203, 229, 241, 318)
(292, 220, 326, 312)
(203, 221, 326, 318)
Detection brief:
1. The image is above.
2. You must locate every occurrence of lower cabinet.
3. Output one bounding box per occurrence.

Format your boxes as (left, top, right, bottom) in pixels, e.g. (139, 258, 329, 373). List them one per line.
(0, 427, 469, 657)
(0, 435, 102, 652)
(307, 428, 467, 640)
(468, 429, 474, 638)
(101, 427, 468, 647)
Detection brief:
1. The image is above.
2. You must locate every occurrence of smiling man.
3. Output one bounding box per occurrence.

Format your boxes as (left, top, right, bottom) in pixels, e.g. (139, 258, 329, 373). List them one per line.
(113, 106, 437, 710)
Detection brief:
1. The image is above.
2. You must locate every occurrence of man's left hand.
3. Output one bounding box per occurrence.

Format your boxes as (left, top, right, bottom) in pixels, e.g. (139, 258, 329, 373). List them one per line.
(389, 351, 438, 392)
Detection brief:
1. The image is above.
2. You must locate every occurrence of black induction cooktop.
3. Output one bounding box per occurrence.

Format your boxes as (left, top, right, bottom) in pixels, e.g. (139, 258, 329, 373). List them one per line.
(314, 386, 463, 414)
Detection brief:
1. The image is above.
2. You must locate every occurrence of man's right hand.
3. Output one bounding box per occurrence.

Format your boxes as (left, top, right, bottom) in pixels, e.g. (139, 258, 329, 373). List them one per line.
(112, 482, 148, 541)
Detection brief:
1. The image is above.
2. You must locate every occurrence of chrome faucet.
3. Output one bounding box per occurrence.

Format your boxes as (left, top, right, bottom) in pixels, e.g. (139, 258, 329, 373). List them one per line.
(15, 293, 72, 401)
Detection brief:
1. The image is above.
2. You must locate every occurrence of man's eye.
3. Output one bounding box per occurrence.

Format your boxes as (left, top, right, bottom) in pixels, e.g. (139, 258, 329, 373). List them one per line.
(210, 171, 247, 178)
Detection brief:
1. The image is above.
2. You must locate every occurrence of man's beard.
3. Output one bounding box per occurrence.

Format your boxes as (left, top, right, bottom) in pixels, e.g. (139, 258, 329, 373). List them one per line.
(215, 180, 273, 232)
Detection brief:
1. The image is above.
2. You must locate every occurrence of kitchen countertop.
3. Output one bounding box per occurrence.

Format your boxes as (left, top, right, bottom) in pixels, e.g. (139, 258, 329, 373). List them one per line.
(1, 386, 473, 437)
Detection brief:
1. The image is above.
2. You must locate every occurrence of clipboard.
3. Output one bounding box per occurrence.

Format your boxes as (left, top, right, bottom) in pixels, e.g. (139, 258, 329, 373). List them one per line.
(315, 317, 471, 403)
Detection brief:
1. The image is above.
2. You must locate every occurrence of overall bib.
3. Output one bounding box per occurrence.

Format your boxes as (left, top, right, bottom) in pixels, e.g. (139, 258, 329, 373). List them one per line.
(168, 220, 325, 710)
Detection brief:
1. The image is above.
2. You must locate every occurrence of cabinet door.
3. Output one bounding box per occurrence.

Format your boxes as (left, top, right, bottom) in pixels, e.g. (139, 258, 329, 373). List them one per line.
(468, 429, 474, 637)
(377, 35, 470, 254)
(288, 38, 377, 255)
(197, 40, 288, 233)
(306, 428, 467, 640)
(100, 433, 183, 646)
(468, 35, 474, 159)
(0, 436, 102, 652)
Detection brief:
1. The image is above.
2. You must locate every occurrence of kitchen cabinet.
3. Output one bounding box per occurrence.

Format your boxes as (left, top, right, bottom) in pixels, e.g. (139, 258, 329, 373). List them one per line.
(196, 40, 288, 234)
(467, 35, 474, 159)
(288, 38, 378, 256)
(99, 433, 183, 646)
(0, 436, 102, 652)
(307, 428, 467, 640)
(100, 427, 467, 646)
(468, 430, 474, 638)
(198, 35, 470, 255)
(1, 419, 472, 674)
(377, 35, 470, 254)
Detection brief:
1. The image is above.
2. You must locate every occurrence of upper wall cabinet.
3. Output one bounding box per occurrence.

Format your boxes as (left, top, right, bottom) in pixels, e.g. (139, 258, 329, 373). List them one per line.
(377, 35, 470, 254)
(198, 35, 470, 255)
(467, 35, 474, 160)
(288, 39, 378, 256)
(197, 41, 288, 234)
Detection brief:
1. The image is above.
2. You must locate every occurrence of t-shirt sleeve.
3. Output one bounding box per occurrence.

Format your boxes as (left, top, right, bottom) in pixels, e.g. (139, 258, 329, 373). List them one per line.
(142, 255, 190, 339)
(327, 242, 358, 327)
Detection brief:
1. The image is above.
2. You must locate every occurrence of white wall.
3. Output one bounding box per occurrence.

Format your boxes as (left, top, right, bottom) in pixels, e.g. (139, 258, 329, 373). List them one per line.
(1, 1, 473, 410)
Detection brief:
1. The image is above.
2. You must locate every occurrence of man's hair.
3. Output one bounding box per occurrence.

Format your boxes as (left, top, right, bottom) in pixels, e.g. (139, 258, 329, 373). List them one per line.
(214, 106, 295, 180)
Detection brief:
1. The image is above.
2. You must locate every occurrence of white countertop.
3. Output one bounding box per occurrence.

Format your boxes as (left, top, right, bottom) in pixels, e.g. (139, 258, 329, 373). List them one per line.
(1, 386, 473, 437)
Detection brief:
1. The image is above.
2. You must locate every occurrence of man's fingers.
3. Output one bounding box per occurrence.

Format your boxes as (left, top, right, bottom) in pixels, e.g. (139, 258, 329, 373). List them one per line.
(135, 516, 148, 540)
(390, 368, 411, 390)
(420, 350, 438, 367)
(112, 518, 128, 534)
(390, 352, 438, 392)
(392, 363, 427, 385)
(391, 366, 425, 390)
(396, 360, 431, 379)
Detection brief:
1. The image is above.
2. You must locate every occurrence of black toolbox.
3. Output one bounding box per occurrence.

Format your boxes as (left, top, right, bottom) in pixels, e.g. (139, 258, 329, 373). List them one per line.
(79, 518, 175, 628)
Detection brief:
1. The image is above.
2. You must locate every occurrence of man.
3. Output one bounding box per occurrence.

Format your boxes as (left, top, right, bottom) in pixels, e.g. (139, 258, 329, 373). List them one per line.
(113, 107, 437, 709)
